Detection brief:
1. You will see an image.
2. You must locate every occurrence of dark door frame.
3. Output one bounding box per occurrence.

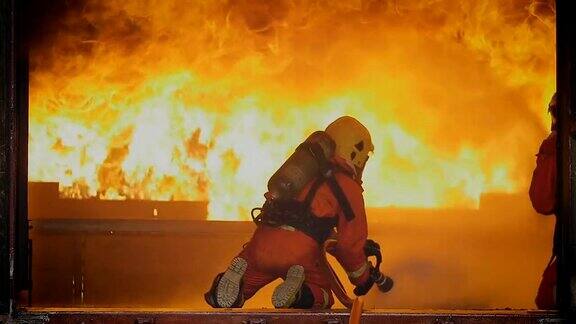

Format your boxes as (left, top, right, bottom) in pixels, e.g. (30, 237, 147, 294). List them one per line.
(556, 0, 576, 314)
(1, 0, 574, 319)
(0, 0, 29, 316)
(0, 0, 11, 314)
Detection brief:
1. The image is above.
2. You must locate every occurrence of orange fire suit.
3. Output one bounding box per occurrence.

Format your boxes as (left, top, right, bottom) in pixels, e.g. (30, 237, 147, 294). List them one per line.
(529, 131, 557, 309)
(236, 157, 370, 308)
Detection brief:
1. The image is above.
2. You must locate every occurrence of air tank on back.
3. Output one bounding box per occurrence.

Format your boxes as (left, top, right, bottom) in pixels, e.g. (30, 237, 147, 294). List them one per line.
(267, 131, 336, 201)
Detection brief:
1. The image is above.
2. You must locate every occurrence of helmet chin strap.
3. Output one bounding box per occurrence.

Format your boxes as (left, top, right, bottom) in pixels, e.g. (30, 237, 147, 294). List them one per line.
(345, 160, 357, 174)
(353, 155, 370, 182)
(354, 166, 363, 182)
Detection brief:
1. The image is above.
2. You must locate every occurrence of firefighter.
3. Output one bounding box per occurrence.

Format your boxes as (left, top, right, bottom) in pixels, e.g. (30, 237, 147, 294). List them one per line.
(529, 93, 558, 309)
(205, 116, 378, 309)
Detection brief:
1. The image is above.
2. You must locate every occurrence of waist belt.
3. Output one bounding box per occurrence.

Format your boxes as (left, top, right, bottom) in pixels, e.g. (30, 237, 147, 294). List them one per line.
(252, 202, 337, 244)
(252, 165, 356, 244)
(252, 178, 338, 244)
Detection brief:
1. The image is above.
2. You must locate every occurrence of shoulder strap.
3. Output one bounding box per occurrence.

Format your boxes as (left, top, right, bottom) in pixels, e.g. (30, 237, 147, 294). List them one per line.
(304, 177, 325, 207)
(307, 142, 356, 221)
(326, 175, 355, 221)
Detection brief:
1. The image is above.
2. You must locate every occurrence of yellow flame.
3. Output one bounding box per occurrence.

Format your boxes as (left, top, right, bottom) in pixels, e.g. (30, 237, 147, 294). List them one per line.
(28, 0, 555, 220)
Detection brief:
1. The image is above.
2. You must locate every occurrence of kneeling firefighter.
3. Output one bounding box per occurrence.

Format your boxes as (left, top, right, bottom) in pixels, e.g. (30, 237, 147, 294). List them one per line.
(205, 116, 392, 309)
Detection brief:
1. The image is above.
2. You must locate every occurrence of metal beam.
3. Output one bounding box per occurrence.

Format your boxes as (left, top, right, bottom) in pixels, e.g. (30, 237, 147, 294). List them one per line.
(556, 0, 576, 317)
(0, 0, 16, 316)
(14, 0, 29, 304)
(0, 0, 29, 316)
(13, 308, 563, 324)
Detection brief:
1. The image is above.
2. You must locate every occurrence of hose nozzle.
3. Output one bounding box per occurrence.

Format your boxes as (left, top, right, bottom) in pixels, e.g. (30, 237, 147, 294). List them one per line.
(373, 271, 394, 293)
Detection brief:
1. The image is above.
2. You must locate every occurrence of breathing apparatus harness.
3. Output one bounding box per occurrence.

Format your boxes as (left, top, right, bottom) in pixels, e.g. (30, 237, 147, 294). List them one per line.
(251, 141, 355, 244)
(250, 136, 393, 312)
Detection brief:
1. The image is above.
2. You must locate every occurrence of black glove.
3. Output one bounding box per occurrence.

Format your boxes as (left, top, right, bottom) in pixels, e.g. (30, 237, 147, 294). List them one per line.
(354, 239, 387, 296)
(353, 263, 378, 296)
(364, 239, 380, 258)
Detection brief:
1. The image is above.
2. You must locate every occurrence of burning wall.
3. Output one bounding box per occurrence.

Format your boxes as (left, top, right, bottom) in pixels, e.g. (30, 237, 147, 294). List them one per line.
(28, 0, 555, 220)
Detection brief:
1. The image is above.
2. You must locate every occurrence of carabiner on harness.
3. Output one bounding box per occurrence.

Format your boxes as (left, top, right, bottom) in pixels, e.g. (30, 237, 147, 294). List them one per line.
(251, 207, 263, 223)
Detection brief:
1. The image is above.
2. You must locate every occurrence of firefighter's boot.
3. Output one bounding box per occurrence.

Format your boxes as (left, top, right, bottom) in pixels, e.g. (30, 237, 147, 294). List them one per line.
(204, 257, 247, 308)
(272, 265, 313, 308)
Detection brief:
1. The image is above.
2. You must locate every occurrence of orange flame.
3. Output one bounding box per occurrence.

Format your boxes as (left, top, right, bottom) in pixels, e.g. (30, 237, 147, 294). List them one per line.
(28, 0, 555, 220)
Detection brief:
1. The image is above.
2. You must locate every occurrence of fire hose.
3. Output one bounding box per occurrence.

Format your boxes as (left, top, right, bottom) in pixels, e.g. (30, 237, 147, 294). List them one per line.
(321, 238, 393, 322)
